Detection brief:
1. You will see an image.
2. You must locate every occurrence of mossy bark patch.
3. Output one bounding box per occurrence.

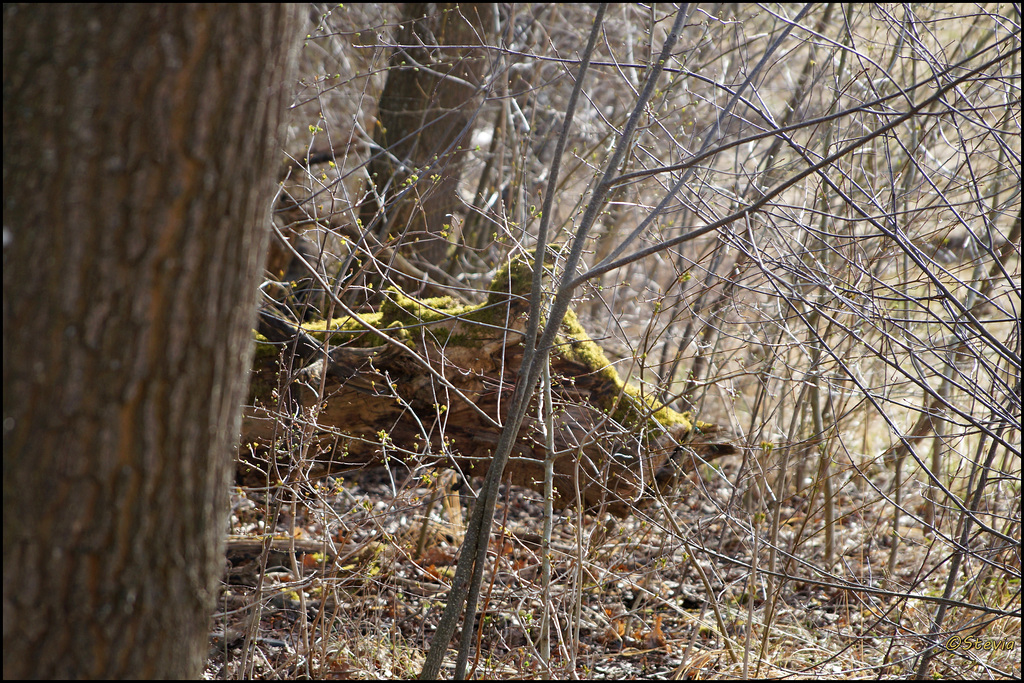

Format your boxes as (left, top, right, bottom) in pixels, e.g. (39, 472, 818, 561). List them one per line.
(244, 258, 732, 513)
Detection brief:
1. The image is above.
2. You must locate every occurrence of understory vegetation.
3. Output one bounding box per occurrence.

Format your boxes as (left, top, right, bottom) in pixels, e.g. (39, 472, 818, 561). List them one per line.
(211, 4, 1020, 679)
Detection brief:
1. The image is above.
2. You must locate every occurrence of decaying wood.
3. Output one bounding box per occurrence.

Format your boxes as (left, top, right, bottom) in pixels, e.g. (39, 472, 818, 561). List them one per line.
(241, 258, 735, 514)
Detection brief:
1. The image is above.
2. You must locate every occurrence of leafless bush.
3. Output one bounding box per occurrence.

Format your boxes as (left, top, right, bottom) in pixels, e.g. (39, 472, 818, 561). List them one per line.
(220, 4, 1020, 679)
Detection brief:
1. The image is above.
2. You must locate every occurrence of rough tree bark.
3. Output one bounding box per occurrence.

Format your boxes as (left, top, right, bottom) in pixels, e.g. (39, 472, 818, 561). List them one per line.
(245, 258, 735, 515)
(3, 5, 299, 678)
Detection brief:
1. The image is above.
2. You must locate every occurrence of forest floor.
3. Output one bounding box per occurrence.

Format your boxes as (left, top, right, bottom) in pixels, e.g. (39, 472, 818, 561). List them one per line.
(206, 457, 1020, 680)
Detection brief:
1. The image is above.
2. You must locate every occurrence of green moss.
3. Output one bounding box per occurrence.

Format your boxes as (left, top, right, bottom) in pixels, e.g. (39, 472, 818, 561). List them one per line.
(484, 248, 561, 306)
(275, 310, 388, 348)
(557, 308, 693, 433)
(303, 312, 385, 334)
(486, 256, 535, 304)
(253, 334, 278, 361)
(381, 291, 462, 322)
(252, 252, 693, 433)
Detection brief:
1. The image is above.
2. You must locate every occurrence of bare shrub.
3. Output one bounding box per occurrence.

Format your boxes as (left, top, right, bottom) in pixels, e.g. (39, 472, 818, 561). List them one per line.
(217, 5, 1020, 679)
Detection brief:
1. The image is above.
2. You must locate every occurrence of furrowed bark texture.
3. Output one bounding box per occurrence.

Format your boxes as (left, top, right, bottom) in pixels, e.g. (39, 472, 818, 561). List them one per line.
(3, 5, 299, 678)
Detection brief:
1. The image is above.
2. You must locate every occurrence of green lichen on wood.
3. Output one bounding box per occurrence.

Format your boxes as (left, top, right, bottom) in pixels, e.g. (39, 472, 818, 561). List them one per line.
(485, 253, 537, 304)
(558, 306, 694, 434)
(253, 254, 695, 433)
(258, 255, 539, 350)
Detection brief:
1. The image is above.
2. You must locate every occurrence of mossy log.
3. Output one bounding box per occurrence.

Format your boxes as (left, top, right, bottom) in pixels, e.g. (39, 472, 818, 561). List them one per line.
(242, 258, 734, 513)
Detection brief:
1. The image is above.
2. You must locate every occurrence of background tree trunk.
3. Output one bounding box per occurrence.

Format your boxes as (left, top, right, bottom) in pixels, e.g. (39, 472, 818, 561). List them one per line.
(2, 5, 299, 678)
(359, 3, 493, 271)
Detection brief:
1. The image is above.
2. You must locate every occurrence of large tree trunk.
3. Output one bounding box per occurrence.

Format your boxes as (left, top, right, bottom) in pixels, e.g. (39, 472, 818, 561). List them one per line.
(2, 5, 299, 678)
(359, 3, 493, 270)
(246, 259, 735, 515)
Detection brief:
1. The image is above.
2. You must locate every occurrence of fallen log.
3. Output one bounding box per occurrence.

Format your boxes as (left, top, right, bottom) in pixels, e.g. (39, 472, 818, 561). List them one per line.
(241, 257, 735, 514)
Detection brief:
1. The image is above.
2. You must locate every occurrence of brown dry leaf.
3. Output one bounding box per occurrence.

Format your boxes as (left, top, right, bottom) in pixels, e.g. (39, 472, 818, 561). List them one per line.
(596, 614, 627, 645)
(643, 613, 669, 651)
(421, 546, 456, 566)
(596, 624, 622, 646)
